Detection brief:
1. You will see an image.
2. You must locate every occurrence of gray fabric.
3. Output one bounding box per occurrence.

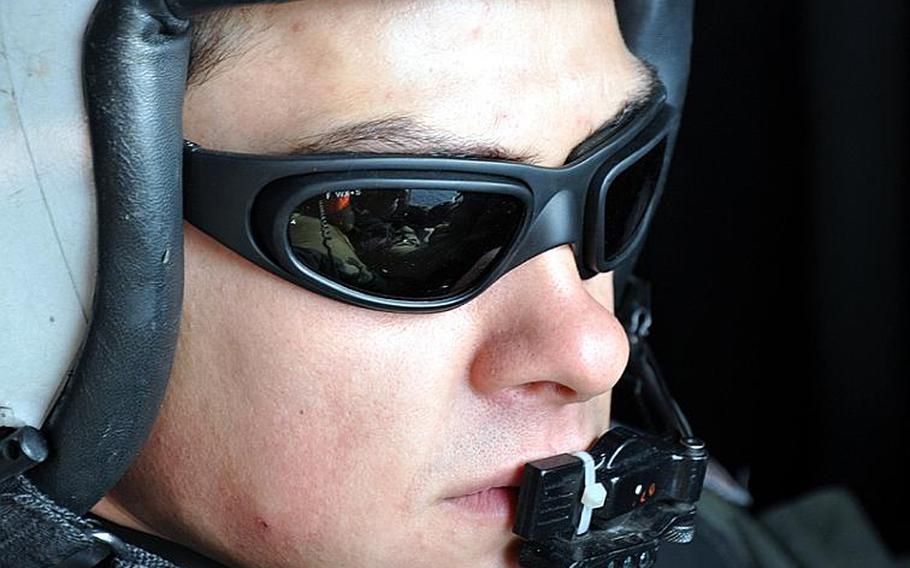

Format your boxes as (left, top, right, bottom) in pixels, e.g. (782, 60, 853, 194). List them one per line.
(759, 487, 896, 568)
(656, 488, 797, 568)
(0, 475, 177, 568)
(658, 486, 901, 568)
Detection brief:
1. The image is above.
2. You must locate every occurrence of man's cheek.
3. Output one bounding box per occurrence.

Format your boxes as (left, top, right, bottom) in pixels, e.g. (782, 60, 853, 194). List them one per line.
(244, 365, 437, 505)
(221, 379, 439, 562)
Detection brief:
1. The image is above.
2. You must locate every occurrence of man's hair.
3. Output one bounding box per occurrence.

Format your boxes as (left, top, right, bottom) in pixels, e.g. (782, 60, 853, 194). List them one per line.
(188, 9, 261, 87)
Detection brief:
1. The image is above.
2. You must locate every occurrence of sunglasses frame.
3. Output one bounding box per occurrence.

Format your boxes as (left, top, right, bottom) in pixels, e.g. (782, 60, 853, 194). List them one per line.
(183, 91, 676, 312)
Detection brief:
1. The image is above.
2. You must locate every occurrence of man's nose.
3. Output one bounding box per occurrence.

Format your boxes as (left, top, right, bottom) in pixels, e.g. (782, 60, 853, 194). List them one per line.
(468, 245, 630, 404)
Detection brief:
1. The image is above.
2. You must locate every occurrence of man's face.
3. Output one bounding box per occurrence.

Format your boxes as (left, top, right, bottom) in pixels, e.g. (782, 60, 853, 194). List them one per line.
(100, 2, 645, 566)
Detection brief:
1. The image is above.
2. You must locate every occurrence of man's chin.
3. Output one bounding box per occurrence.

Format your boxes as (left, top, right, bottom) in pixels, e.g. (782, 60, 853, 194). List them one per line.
(418, 501, 523, 568)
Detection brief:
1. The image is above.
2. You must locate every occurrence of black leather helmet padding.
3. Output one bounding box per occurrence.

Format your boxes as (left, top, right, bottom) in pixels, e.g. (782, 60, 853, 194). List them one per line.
(28, 0, 291, 515)
(28, 0, 693, 515)
(28, 0, 191, 513)
(613, 0, 694, 296)
(617, 0, 694, 116)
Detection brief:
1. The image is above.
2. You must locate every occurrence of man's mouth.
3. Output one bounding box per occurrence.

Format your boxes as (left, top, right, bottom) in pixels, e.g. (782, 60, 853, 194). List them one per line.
(445, 486, 521, 520)
(441, 436, 601, 524)
(442, 466, 525, 522)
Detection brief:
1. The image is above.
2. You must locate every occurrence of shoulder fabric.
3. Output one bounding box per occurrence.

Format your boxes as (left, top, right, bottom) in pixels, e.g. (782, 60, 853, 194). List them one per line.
(0, 475, 179, 568)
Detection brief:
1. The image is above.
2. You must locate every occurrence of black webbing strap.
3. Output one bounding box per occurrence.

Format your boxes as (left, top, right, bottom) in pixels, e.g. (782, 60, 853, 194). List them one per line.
(0, 475, 178, 568)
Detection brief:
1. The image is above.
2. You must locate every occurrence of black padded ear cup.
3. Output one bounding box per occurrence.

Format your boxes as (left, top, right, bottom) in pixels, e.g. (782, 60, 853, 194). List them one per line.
(31, 0, 302, 516)
(24, 0, 368, 518)
(28, 0, 191, 514)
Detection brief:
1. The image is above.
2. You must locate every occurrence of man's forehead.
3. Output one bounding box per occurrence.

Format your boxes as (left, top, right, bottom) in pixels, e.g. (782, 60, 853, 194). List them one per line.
(282, 62, 660, 166)
(184, 0, 645, 166)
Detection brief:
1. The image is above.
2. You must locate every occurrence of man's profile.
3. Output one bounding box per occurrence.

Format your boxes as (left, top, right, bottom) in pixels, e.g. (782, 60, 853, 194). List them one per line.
(89, 2, 647, 566)
(0, 1, 709, 567)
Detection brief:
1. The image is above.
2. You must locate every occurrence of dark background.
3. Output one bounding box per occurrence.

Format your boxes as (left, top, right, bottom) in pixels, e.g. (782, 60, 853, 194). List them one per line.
(638, 0, 909, 556)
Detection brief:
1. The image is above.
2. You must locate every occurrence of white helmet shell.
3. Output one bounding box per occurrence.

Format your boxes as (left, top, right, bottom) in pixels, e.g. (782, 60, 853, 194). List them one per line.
(0, 0, 96, 428)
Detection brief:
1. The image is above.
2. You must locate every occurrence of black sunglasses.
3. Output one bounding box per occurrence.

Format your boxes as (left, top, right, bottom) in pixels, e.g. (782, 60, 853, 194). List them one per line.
(183, 89, 674, 312)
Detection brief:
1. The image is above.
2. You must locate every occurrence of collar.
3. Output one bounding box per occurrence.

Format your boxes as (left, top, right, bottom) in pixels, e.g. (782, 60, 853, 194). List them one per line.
(88, 515, 232, 568)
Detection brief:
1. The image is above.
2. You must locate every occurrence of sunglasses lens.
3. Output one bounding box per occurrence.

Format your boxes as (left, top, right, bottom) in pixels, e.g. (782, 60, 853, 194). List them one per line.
(602, 138, 667, 261)
(287, 188, 524, 300)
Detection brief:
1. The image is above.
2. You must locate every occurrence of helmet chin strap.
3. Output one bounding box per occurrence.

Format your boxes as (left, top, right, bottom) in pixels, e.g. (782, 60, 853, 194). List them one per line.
(513, 276, 708, 568)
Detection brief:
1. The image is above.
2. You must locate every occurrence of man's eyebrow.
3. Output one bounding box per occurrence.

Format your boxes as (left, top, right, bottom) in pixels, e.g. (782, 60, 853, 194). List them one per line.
(285, 117, 542, 164)
(284, 60, 662, 166)
(564, 62, 662, 163)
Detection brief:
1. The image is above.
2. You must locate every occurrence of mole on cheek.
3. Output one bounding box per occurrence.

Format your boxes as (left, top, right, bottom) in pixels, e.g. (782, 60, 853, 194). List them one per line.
(255, 516, 270, 530)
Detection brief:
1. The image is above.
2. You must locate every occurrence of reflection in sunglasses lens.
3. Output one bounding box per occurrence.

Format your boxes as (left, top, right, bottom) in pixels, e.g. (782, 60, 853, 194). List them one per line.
(288, 188, 524, 299)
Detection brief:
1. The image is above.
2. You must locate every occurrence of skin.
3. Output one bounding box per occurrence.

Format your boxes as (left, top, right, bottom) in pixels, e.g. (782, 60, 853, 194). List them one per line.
(94, 1, 647, 566)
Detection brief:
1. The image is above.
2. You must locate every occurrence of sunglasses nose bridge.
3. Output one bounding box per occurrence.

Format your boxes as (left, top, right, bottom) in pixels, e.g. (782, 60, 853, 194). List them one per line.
(510, 188, 585, 268)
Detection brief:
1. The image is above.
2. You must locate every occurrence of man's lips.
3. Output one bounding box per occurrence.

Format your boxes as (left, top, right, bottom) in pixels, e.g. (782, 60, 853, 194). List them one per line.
(444, 486, 520, 521)
(446, 465, 525, 500)
(445, 440, 596, 501)
(440, 436, 602, 522)
(442, 464, 525, 521)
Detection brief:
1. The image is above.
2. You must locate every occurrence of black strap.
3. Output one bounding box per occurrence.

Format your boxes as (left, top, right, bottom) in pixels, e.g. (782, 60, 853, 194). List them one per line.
(56, 542, 114, 568)
(89, 516, 231, 568)
(0, 475, 178, 568)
